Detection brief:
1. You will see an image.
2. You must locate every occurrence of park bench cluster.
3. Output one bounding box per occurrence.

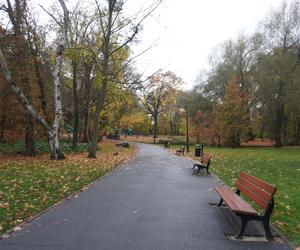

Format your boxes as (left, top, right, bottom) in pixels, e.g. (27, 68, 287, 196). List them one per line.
(189, 154, 277, 240)
(214, 172, 277, 240)
(172, 144, 277, 240)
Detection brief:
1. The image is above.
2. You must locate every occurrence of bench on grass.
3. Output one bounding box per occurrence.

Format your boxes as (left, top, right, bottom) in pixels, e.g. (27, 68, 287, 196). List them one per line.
(214, 172, 277, 240)
(192, 153, 211, 174)
(176, 146, 185, 155)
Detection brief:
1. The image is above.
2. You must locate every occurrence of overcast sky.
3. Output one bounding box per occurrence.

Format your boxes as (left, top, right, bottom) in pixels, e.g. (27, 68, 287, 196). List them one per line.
(38, 0, 288, 88)
(128, 0, 288, 88)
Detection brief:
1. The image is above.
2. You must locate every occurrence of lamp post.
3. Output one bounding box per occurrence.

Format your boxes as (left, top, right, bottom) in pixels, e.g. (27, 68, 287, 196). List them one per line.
(185, 106, 189, 153)
(180, 106, 189, 153)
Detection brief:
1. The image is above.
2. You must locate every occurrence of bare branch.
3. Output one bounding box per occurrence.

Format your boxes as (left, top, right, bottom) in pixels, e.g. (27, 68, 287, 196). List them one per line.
(39, 4, 62, 27)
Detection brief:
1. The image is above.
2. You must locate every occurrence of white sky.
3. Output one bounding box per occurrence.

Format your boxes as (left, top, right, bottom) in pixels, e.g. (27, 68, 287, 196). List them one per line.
(128, 0, 287, 88)
(36, 0, 288, 88)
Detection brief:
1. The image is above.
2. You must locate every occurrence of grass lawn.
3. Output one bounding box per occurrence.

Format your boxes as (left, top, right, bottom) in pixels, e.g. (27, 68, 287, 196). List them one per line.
(0, 141, 136, 236)
(177, 145, 300, 246)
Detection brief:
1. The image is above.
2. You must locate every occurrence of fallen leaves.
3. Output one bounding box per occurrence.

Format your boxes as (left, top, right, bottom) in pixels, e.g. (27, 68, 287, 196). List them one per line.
(1, 234, 9, 239)
(0, 141, 136, 236)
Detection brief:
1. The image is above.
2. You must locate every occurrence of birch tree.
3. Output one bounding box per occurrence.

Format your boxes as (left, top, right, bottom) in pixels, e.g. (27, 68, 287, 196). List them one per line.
(0, 0, 69, 159)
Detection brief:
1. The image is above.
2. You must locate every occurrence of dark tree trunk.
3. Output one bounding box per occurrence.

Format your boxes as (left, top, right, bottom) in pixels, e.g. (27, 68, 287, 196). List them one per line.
(24, 113, 36, 155)
(297, 118, 300, 145)
(153, 111, 158, 143)
(7, 0, 36, 155)
(0, 113, 5, 143)
(82, 63, 92, 143)
(72, 61, 79, 148)
(274, 103, 284, 148)
(27, 26, 49, 123)
(22, 49, 36, 156)
(88, 0, 114, 159)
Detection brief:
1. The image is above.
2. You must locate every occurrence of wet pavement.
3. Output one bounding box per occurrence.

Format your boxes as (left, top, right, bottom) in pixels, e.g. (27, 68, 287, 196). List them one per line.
(0, 143, 293, 250)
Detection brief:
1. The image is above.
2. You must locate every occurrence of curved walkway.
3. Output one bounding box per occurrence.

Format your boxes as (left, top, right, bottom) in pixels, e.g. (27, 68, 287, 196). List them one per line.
(0, 144, 292, 250)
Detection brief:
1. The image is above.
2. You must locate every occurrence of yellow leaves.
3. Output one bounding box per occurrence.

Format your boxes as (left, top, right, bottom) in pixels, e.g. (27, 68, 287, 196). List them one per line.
(274, 220, 289, 227)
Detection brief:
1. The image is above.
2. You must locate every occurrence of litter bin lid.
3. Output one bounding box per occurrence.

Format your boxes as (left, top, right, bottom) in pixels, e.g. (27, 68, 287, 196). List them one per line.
(195, 144, 201, 148)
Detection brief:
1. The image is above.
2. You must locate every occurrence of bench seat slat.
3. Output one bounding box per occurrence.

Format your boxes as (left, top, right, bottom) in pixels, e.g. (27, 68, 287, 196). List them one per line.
(214, 186, 258, 215)
(237, 179, 270, 209)
(240, 172, 276, 194)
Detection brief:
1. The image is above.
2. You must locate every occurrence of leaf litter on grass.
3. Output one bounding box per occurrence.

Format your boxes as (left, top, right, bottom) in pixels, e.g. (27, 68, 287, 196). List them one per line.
(0, 141, 136, 237)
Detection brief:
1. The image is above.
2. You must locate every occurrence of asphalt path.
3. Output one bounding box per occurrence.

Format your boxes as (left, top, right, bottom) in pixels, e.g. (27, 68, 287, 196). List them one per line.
(0, 143, 292, 250)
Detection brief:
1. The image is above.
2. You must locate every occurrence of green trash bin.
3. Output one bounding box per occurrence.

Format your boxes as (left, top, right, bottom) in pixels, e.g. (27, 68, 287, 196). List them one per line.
(195, 144, 201, 157)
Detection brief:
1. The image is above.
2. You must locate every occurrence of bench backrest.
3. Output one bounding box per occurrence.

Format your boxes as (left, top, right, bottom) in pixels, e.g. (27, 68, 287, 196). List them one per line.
(201, 153, 211, 166)
(236, 172, 277, 210)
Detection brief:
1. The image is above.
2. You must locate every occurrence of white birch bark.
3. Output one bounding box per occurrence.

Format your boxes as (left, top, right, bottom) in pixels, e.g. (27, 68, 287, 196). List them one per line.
(48, 0, 70, 159)
(0, 0, 69, 160)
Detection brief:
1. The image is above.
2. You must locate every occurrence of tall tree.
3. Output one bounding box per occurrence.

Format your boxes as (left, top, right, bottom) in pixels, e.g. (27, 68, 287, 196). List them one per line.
(0, 0, 70, 159)
(214, 79, 249, 147)
(141, 71, 182, 143)
(1, 0, 37, 155)
(88, 0, 162, 158)
(255, 0, 300, 147)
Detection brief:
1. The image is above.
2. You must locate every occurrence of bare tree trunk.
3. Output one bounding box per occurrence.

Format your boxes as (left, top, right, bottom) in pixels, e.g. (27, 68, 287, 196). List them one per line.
(0, 113, 5, 143)
(26, 24, 49, 123)
(82, 64, 92, 143)
(22, 53, 36, 156)
(274, 103, 284, 148)
(88, 1, 113, 158)
(72, 60, 79, 148)
(153, 111, 158, 143)
(8, 0, 36, 155)
(88, 78, 108, 158)
(24, 113, 36, 155)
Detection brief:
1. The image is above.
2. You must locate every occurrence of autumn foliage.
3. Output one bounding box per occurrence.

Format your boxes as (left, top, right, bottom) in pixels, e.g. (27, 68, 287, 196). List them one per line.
(213, 79, 249, 147)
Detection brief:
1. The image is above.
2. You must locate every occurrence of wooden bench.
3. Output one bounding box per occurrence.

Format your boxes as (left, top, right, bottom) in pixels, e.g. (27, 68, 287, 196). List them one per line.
(192, 153, 211, 174)
(214, 172, 277, 240)
(176, 146, 185, 155)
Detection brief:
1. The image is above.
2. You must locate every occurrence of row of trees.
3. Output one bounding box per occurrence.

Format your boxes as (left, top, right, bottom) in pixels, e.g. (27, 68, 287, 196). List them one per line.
(0, 0, 162, 158)
(194, 0, 300, 147)
(143, 0, 300, 148)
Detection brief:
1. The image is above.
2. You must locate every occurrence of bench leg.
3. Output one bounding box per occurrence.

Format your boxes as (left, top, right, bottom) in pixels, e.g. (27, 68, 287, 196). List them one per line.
(236, 215, 248, 239)
(263, 198, 275, 240)
(206, 166, 209, 174)
(217, 198, 223, 207)
(192, 164, 195, 170)
(263, 218, 273, 240)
